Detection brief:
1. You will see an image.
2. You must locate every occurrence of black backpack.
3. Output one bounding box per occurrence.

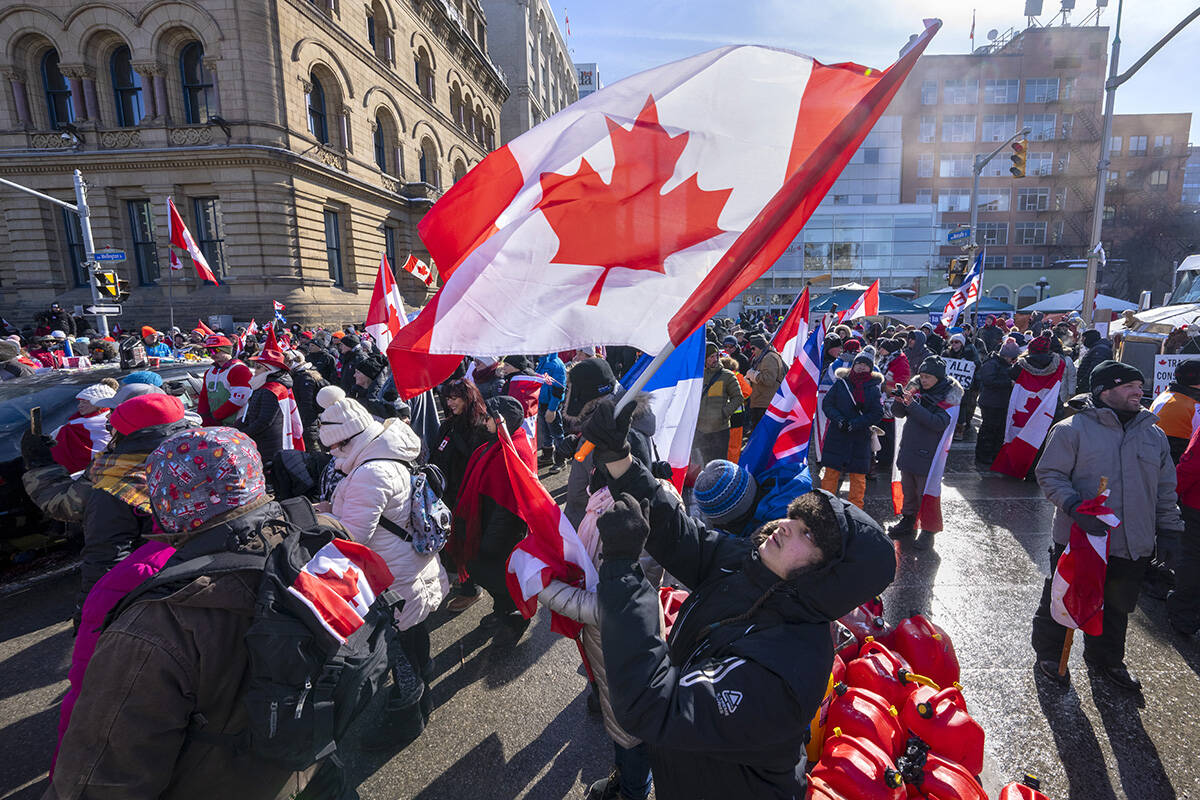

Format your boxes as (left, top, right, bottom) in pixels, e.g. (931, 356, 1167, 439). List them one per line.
(107, 498, 401, 771)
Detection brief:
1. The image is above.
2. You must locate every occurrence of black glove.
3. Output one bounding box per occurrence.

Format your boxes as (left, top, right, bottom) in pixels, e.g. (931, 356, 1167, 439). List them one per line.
(838, 419, 850, 432)
(580, 396, 635, 464)
(1067, 500, 1109, 535)
(21, 429, 57, 470)
(598, 492, 650, 561)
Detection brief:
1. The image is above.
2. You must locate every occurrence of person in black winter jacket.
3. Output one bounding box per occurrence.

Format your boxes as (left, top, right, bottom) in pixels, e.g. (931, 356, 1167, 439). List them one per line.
(1075, 330, 1113, 396)
(337, 335, 366, 394)
(290, 355, 328, 451)
(304, 336, 340, 385)
(975, 340, 1019, 464)
(820, 354, 883, 509)
(237, 358, 295, 469)
(583, 398, 896, 800)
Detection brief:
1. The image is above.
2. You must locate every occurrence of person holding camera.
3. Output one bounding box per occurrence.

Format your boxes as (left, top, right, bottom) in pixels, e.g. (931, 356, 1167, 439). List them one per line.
(582, 398, 896, 799)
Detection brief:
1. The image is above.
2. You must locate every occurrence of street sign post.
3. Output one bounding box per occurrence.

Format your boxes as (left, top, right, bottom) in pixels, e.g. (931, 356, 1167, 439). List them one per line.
(84, 304, 122, 316)
(94, 249, 127, 263)
(947, 227, 971, 243)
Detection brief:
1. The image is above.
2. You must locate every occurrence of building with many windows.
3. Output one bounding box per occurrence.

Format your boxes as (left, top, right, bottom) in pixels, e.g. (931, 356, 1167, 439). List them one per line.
(479, 0, 575, 144)
(729, 116, 944, 316)
(0, 0, 507, 327)
(891, 24, 1109, 309)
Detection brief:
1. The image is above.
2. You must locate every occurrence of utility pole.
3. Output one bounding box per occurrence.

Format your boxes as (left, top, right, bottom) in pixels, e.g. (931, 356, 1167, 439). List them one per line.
(0, 169, 111, 336)
(1083, 2, 1200, 325)
(967, 127, 1031, 324)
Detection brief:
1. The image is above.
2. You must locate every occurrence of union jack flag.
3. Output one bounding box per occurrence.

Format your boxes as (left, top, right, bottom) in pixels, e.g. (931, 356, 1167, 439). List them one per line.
(740, 324, 824, 478)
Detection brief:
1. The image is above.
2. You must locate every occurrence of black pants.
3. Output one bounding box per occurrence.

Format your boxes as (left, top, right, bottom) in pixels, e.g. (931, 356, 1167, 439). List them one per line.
(747, 407, 767, 431)
(1031, 544, 1150, 667)
(1167, 513, 1200, 633)
(876, 418, 896, 472)
(469, 548, 519, 614)
(959, 387, 979, 433)
(976, 405, 1006, 464)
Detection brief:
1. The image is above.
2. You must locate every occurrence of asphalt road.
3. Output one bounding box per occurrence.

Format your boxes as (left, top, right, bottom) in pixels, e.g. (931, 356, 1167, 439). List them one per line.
(2, 446, 1200, 799)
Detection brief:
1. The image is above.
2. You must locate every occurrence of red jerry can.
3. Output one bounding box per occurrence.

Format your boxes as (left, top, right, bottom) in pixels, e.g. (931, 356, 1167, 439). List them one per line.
(825, 683, 905, 760)
(807, 774, 848, 800)
(889, 614, 961, 689)
(902, 752, 988, 800)
(899, 685, 985, 777)
(844, 639, 933, 709)
(840, 602, 892, 648)
(807, 655, 845, 764)
(810, 732, 905, 800)
(998, 775, 1050, 799)
(863, 594, 885, 618)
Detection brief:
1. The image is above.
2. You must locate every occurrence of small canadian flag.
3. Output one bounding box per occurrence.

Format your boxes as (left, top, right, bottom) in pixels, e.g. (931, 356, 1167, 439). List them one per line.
(166, 197, 218, 284)
(366, 254, 409, 352)
(400, 254, 435, 287)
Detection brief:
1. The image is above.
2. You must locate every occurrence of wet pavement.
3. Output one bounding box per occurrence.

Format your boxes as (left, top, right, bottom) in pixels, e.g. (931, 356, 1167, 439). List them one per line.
(2, 445, 1199, 799)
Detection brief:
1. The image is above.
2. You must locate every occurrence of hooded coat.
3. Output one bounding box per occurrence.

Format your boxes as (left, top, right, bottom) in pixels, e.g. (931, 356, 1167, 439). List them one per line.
(1036, 395, 1183, 560)
(1075, 339, 1113, 395)
(904, 331, 931, 376)
(598, 461, 896, 799)
(893, 376, 964, 476)
(976, 354, 1015, 410)
(820, 368, 884, 474)
(330, 417, 449, 631)
(47, 501, 318, 800)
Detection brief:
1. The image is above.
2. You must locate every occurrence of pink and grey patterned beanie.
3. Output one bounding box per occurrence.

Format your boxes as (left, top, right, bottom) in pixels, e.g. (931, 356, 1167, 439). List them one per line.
(146, 427, 265, 534)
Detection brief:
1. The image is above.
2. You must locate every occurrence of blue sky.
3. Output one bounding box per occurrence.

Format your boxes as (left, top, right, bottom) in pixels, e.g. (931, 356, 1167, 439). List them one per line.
(554, 0, 1200, 141)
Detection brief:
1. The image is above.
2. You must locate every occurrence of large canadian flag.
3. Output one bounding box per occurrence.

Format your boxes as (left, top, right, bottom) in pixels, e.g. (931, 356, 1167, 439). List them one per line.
(366, 254, 409, 351)
(386, 23, 940, 398)
(991, 360, 1065, 478)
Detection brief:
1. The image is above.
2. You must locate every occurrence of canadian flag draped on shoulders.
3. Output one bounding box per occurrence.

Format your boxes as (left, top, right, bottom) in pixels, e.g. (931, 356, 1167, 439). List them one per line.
(288, 539, 394, 644)
(991, 355, 1065, 478)
(387, 22, 941, 397)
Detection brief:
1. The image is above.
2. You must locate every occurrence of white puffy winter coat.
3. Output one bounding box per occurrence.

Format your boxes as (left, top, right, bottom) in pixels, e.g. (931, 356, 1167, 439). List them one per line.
(330, 417, 449, 630)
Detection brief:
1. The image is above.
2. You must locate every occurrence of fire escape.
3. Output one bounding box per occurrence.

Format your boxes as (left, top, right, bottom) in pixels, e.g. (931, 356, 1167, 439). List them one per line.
(1051, 80, 1102, 257)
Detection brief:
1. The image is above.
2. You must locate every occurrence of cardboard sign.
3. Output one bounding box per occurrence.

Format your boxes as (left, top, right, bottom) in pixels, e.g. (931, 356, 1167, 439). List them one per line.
(945, 357, 976, 392)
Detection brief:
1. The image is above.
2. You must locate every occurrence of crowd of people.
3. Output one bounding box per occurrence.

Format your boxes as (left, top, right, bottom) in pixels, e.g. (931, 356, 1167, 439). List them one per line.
(6, 295, 1198, 799)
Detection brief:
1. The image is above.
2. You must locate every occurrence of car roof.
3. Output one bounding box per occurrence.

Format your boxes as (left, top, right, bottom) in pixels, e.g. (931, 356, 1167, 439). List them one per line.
(0, 361, 210, 401)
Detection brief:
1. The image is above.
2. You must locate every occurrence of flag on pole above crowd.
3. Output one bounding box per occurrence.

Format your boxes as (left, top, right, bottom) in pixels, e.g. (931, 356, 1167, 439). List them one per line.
(366, 255, 409, 352)
(195, 318, 214, 335)
(246, 318, 259, 336)
(621, 327, 706, 489)
(940, 250, 983, 329)
(169, 250, 183, 272)
(397, 255, 435, 287)
(273, 301, 287, 326)
(385, 21, 941, 398)
(741, 325, 824, 480)
(771, 285, 810, 365)
(838, 279, 880, 323)
(166, 198, 218, 284)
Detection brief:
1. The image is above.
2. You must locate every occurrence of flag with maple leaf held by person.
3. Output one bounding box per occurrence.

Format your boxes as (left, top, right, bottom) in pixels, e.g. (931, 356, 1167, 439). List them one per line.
(386, 21, 941, 398)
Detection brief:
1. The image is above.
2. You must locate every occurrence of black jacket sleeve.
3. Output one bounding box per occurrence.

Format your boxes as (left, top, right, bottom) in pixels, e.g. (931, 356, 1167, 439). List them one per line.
(605, 459, 747, 590)
(598, 560, 809, 752)
(80, 490, 152, 608)
(237, 388, 281, 439)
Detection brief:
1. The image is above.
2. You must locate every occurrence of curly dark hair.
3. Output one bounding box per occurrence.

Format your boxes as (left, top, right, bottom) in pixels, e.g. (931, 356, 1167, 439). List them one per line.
(787, 491, 842, 563)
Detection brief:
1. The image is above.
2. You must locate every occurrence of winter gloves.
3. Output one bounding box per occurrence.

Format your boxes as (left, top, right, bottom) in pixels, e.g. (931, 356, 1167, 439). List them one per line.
(581, 396, 635, 464)
(21, 430, 57, 470)
(598, 492, 651, 562)
(1067, 499, 1110, 535)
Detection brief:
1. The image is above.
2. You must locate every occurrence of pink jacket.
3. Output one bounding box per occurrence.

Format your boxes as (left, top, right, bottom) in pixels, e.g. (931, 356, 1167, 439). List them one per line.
(52, 540, 176, 775)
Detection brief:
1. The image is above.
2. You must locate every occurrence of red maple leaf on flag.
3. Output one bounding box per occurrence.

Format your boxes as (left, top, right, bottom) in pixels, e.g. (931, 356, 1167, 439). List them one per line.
(535, 95, 733, 305)
(316, 564, 363, 607)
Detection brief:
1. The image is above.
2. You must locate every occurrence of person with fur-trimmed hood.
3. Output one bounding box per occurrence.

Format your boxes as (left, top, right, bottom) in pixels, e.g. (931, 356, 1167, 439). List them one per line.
(820, 353, 884, 509)
(889, 356, 963, 549)
(578, 397, 896, 800)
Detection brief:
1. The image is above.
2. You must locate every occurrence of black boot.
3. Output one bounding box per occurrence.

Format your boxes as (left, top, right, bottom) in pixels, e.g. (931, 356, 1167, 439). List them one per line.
(889, 514, 916, 539)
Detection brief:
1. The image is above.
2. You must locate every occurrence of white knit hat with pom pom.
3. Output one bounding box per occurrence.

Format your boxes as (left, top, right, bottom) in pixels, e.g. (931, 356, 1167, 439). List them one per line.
(316, 385, 374, 447)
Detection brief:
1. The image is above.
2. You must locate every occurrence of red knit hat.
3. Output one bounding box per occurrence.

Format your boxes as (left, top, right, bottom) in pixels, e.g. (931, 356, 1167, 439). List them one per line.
(204, 334, 233, 349)
(250, 326, 288, 371)
(1028, 334, 1052, 355)
(842, 338, 861, 354)
(110, 394, 185, 435)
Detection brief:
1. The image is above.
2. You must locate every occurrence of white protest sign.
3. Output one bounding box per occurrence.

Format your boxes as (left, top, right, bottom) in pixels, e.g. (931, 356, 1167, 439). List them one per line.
(944, 357, 976, 392)
(1153, 354, 1189, 397)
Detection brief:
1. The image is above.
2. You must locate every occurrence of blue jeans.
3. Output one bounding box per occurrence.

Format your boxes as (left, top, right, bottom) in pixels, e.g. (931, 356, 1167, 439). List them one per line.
(614, 741, 652, 800)
(537, 405, 566, 456)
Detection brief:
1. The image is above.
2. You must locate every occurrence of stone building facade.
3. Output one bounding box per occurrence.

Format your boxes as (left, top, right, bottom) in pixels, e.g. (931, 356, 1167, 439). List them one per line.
(479, 0, 575, 144)
(0, 0, 507, 329)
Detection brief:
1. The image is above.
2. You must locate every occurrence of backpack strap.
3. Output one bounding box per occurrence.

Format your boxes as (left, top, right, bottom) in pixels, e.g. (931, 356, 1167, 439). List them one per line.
(104, 551, 267, 631)
(376, 515, 413, 542)
(279, 496, 319, 530)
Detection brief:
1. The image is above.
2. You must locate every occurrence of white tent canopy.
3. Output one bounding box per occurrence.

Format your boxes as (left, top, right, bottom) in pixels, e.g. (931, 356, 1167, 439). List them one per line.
(1131, 303, 1200, 333)
(1019, 289, 1137, 313)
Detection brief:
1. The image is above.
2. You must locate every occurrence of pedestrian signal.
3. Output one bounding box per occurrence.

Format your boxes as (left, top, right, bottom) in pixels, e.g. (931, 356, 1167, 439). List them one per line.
(95, 270, 130, 302)
(947, 257, 969, 287)
(1010, 139, 1028, 178)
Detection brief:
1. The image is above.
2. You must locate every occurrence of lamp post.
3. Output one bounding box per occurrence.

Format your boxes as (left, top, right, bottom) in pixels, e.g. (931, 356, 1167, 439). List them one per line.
(1036, 276, 1050, 302)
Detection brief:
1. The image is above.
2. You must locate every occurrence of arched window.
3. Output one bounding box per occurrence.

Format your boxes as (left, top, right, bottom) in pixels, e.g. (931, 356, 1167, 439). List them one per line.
(374, 122, 387, 171)
(374, 110, 397, 172)
(179, 42, 214, 124)
(110, 46, 143, 127)
(308, 75, 328, 143)
(414, 48, 433, 102)
(41, 50, 74, 129)
(1016, 284, 1038, 310)
(990, 285, 1011, 305)
(418, 137, 437, 186)
(452, 159, 466, 183)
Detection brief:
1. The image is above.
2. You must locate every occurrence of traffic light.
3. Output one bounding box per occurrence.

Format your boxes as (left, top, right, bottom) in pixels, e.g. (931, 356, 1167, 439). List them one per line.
(95, 270, 130, 302)
(947, 256, 969, 287)
(1009, 138, 1028, 178)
